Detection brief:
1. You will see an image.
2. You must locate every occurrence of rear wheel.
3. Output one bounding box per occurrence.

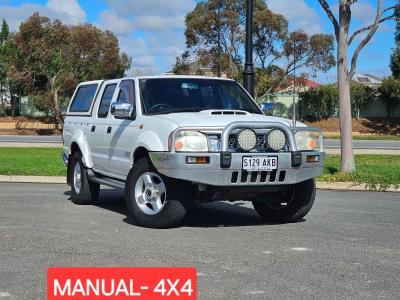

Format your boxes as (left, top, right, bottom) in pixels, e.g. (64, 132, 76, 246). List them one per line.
(70, 151, 100, 205)
(125, 158, 190, 228)
(252, 179, 316, 223)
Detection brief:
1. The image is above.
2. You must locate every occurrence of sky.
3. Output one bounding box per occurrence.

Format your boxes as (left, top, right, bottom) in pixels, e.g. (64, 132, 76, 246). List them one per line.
(0, 0, 397, 83)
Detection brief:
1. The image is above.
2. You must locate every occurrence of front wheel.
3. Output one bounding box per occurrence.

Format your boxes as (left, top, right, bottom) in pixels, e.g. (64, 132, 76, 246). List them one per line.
(252, 179, 316, 223)
(125, 158, 190, 228)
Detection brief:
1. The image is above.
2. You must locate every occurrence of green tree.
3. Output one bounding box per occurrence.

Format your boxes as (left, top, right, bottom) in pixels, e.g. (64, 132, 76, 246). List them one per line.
(350, 83, 375, 118)
(253, 5, 288, 69)
(172, 51, 191, 75)
(0, 19, 12, 115)
(185, 0, 249, 77)
(299, 85, 338, 120)
(378, 77, 400, 117)
(0, 18, 9, 45)
(183, 0, 335, 93)
(390, 0, 400, 79)
(8, 13, 131, 123)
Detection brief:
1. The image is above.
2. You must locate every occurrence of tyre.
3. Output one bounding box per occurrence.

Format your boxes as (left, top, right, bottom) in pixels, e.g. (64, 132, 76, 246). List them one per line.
(70, 151, 100, 205)
(252, 179, 316, 223)
(125, 157, 189, 228)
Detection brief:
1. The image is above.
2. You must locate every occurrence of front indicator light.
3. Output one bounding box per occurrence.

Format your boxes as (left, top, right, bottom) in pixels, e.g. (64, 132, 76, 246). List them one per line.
(186, 156, 210, 164)
(295, 130, 322, 151)
(306, 155, 320, 163)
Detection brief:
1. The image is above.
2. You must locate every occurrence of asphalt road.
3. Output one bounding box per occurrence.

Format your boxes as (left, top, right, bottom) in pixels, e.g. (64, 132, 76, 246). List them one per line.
(0, 135, 62, 143)
(0, 184, 399, 299)
(0, 135, 400, 150)
(324, 139, 400, 150)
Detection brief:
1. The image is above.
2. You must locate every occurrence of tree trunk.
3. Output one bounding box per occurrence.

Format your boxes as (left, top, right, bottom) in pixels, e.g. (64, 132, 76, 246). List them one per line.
(53, 88, 62, 128)
(0, 83, 4, 116)
(10, 86, 16, 117)
(337, 8, 355, 172)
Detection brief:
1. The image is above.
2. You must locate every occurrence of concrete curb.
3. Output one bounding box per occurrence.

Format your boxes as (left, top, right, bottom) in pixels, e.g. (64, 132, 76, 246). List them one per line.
(0, 176, 399, 192)
(316, 182, 400, 192)
(0, 175, 66, 184)
(325, 149, 400, 155)
(0, 142, 61, 148)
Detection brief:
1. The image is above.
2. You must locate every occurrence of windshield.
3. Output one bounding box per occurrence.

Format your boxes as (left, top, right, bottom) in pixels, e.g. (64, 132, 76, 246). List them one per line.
(139, 78, 262, 115)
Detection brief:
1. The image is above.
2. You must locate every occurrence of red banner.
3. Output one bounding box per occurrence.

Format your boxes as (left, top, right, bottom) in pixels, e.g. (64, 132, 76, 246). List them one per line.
(47, 267, 197, 300)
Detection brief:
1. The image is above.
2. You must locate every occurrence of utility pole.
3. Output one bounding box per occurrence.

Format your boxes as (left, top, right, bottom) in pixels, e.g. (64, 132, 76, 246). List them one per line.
(243, 0, 255, 97)
(217, 0, 222, 77)
(292, 32, 297, 126)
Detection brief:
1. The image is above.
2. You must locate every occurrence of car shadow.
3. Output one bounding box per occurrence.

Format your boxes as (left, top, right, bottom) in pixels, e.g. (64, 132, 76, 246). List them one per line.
(67, 188, 304, 228)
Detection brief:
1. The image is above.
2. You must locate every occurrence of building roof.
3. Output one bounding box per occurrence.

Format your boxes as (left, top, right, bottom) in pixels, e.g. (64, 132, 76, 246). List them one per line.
(275, 79, 320, 94)
(305, 79, 319, 88)
(352, 73, 382, 87)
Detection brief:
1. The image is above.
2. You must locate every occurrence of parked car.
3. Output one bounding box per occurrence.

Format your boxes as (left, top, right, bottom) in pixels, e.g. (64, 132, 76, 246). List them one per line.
(62, 76, 324, 228)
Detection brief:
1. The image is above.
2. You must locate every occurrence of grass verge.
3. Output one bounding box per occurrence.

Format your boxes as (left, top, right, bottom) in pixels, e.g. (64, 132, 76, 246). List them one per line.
(0, 148, 399, 190)
(320, 154, 400, 190)
(0, 148, 65, 176)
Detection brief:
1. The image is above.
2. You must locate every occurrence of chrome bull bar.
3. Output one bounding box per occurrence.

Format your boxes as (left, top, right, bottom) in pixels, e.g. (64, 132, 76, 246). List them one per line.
(221, 121, 298, 152)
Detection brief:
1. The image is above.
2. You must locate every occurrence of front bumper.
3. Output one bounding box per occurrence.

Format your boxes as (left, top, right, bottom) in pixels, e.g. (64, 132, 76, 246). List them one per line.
(150, 151, 324, 186)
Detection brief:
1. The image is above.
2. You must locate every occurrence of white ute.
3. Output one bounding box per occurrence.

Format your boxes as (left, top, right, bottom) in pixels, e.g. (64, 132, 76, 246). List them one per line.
(62, 76, 325, 228)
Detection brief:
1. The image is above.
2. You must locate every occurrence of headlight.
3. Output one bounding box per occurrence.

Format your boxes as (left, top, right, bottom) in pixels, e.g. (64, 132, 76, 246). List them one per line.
(295, 130, 322, 151)
(174, 130, 209, 152)
(267, 129, 287, 151)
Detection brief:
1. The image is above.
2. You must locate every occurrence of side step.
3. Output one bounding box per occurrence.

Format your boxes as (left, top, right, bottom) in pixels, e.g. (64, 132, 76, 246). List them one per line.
(88, 170, 125, 189)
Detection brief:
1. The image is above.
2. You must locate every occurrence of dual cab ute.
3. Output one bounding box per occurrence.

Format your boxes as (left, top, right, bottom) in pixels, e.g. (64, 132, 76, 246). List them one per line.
(62, 76, 324, 228)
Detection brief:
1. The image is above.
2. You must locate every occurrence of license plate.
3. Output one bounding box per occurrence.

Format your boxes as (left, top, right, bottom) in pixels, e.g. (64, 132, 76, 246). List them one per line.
(242, 156, 278, 171)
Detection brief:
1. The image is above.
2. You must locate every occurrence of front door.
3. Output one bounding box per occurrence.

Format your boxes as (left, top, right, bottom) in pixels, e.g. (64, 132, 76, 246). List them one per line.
(104, 79, 139, 176)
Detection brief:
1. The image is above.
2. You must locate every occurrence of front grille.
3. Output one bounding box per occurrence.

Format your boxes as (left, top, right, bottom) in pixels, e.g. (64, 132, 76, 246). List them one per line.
(256, 135, 266, 148)
(230, 170, 286, 184)
(228, 134, 274, 152)
(228, 135, 237, 148)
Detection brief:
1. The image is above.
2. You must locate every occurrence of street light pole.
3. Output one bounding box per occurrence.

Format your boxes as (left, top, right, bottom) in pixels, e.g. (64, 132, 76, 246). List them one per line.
(243, 0, 255, 97)
(292, 32, 297, 126)
(217, 0, 222, 77)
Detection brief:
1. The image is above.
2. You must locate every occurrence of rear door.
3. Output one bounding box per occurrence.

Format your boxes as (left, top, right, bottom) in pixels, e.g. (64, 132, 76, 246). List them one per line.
(89, 80, 119, 170)
(64, 81, 102, 156)
(104, 79, 139, 176)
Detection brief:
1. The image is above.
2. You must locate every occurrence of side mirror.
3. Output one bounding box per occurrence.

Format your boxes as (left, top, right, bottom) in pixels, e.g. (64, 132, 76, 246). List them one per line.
(111, 102, 132, 118)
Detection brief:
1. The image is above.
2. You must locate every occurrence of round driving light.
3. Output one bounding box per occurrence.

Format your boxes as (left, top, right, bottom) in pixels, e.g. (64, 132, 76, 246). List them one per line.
(237, 128, 257, 151)
(267, 129, 287, 151)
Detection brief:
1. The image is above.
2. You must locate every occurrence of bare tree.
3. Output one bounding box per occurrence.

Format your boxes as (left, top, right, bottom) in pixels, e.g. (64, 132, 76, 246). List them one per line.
(318, 0, 399, 172)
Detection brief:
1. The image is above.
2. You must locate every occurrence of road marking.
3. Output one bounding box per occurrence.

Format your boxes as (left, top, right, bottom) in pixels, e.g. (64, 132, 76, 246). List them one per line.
(291, 247, 312, 251)
(246, 291, 266, 295)
(262, 251, 273, 254)
(197, 272, 205, 276)
(0, 292, 11, 297)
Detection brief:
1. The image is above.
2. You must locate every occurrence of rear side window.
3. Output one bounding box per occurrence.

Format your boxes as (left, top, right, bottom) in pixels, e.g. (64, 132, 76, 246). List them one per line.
(69, 84, 98, 112)
(98, 84, 117, 118)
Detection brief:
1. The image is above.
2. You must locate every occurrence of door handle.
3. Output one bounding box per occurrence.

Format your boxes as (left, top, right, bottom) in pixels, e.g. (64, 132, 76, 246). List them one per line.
(91, 125, 96, 132)
(107, 126, 112, 134)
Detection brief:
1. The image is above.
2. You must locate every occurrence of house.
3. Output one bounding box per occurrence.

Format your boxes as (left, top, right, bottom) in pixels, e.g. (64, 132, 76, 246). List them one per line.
(350, 74, 400, 118)
(351, 73, 382, 89)
(258, 79, 320, 118)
